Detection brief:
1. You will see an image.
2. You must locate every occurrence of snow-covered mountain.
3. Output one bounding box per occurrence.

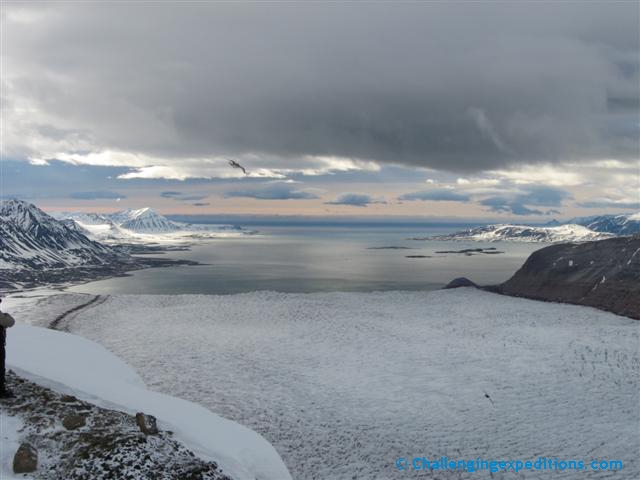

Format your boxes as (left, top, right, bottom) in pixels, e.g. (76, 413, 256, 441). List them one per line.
(107, 208, 181, 233)
(58, 218, 91, 236)
(568, 212, 640, 235)
(55, 208, 256, 243)
(427, 224, 613, 243)
(0, 199, 124, 270)
(52, 212, 125, 241)
(55, 208, 181, 240)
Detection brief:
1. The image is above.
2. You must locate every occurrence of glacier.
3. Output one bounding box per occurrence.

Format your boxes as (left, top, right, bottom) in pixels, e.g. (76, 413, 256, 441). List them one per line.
(6, 288, 639, 479)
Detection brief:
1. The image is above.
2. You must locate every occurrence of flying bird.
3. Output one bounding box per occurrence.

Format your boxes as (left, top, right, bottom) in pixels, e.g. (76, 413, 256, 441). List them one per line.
(227, 159, 248, 175)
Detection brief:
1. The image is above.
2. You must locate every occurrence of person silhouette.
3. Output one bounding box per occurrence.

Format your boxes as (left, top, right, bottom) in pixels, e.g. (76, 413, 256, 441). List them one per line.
(0, 298, 16, 398)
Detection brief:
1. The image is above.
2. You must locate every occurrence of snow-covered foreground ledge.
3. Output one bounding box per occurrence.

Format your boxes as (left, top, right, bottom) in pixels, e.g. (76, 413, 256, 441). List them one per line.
(6, 288, 640, 479)
(4, 324, 292, 480)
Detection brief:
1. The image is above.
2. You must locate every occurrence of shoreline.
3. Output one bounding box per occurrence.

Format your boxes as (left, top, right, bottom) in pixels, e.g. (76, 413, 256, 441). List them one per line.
(0, 248, 202, 295)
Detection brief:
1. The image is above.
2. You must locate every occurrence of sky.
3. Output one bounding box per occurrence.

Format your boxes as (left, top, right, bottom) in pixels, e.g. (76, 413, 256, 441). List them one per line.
(1, 2, 639, 220)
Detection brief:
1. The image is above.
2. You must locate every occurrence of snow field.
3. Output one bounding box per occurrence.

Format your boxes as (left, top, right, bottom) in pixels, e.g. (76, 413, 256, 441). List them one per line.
(11, 288, 637, 479)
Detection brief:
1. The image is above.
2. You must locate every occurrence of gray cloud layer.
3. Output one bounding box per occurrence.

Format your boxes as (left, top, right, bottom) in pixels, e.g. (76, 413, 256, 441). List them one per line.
(399, 189, 471, 202)
(577, 198, 640, 209)
(398, 184, 573, 216)
(479, 185, 572, 216)
(69, 191, 125, 200)
(160, 191, 208, 201)
(3, 3, 638, 174)
(326, 193, 386, 207)
(224, 182, 319, 200)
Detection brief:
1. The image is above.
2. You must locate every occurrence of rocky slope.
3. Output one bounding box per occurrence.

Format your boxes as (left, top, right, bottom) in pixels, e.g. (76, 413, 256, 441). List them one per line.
(1, 371, 231, 480)
(0, 200, 127, 271)
(498, 235, 640, 319)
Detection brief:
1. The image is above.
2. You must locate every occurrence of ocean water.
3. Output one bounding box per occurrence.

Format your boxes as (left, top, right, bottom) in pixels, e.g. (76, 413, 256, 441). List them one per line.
(69, 225, 542, 295)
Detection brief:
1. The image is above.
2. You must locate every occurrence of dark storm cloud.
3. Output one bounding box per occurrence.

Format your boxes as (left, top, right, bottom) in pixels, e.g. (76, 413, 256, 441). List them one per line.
(325, 193, 386, 207)
(224, 183, 319, 200)
(3, 2, 639, 173)
(398, 189, 471, 202)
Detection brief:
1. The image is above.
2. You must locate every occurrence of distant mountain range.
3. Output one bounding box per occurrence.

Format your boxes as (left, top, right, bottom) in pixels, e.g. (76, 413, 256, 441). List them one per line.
(425, 212, 639, 243)
(0, 200, 201, 291)
(423, 224, 613, 243)
(107, 208, 182, 233)
(0, 199, 127, 272)
(55, 208, 256, 242)
(57, 208, 182, 241)
(567, 212, 640, 235)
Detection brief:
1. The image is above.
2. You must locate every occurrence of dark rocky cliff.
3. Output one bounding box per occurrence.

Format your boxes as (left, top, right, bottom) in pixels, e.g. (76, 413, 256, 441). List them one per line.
(498, 235, 640, 320)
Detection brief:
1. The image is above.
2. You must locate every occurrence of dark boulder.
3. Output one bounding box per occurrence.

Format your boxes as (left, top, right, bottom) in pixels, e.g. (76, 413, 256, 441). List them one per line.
(62, 414, 87, 430)
(13, 443, 38, 473)
(136, 412, 159, 435)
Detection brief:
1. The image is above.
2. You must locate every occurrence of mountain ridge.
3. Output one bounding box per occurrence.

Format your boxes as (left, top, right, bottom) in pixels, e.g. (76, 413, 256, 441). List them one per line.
(567, 212, 640, 235)
(498, 234, 640, 319)
(421, 223, 613, 243)
(0, 200, 199, 291)
(108, 207, 181, 233)
(0, 199, 126, 271)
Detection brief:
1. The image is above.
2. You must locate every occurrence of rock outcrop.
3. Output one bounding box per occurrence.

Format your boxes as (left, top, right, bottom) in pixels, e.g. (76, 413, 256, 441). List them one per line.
(1, 371, 232, 480)
(498, 235, 640, 319)
(443, 277, 478, 289)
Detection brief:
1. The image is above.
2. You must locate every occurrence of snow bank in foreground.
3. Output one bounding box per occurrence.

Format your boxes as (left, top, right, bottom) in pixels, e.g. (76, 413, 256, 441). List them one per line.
(5, 324, 292, 480)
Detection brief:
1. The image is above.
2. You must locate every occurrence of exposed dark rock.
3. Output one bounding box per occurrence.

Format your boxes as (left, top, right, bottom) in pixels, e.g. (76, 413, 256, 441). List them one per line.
(13, 442, 38, 473)
(405, 255, 431, 258)
(1, 371, 231, 480)
(444, 277, 478, 289)
(136, 412, 159, 435)
(498, 235, 640, 319)
(436, 247, 503, 255)
(63, 414, 87, 430)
